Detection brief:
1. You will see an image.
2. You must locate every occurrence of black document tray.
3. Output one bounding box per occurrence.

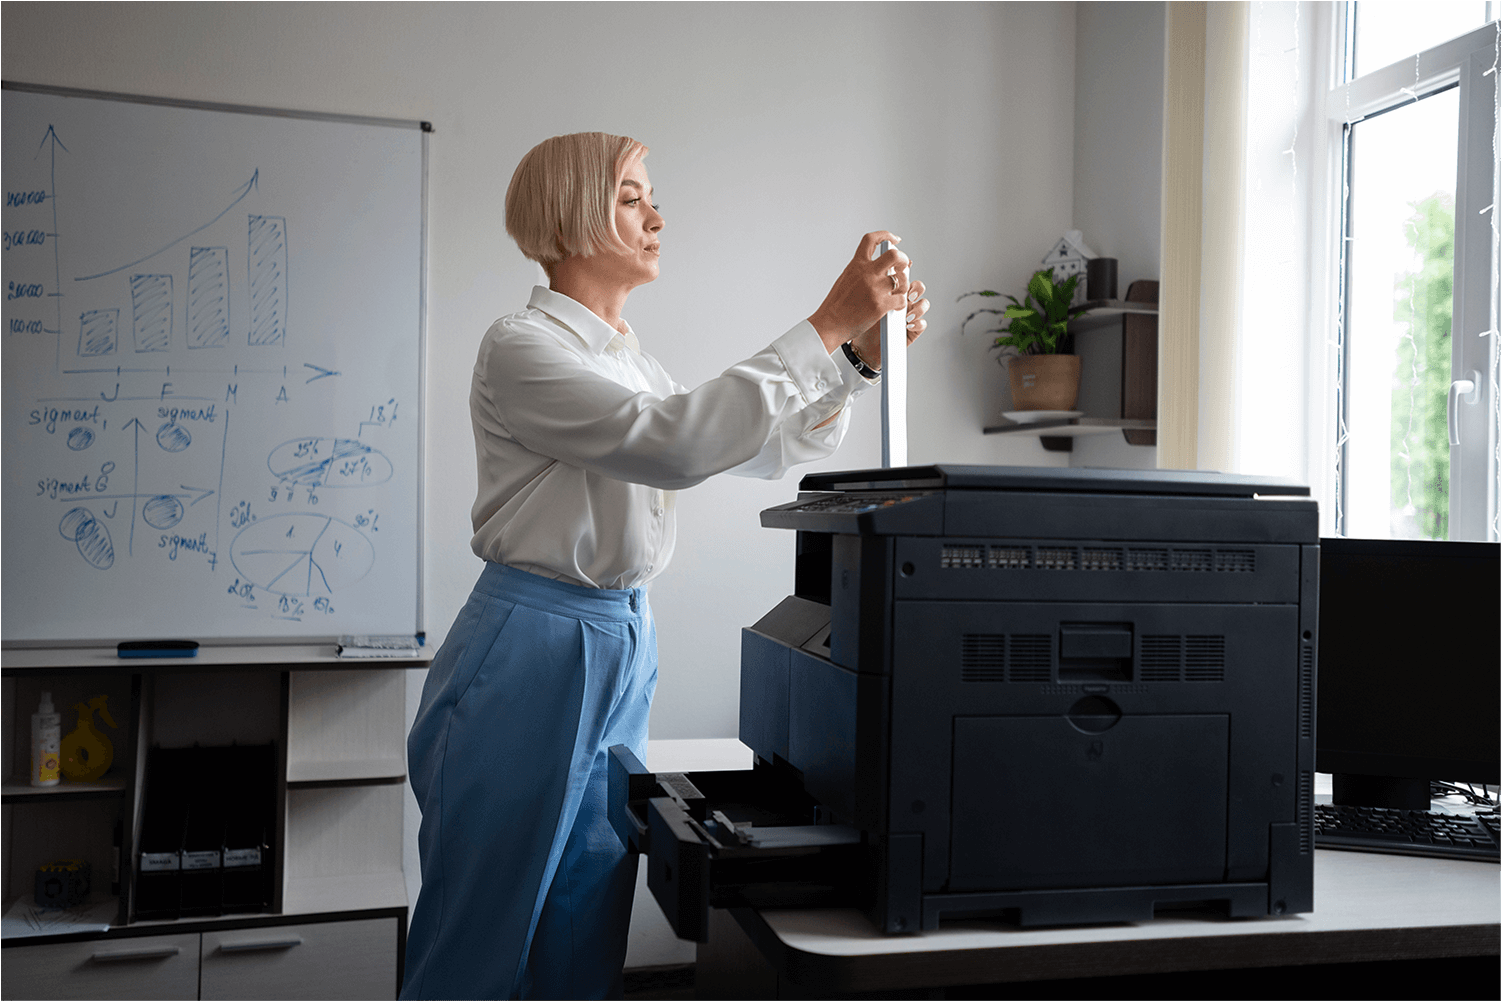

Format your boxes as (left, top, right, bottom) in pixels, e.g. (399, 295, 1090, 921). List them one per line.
(608, 745, 866, 942)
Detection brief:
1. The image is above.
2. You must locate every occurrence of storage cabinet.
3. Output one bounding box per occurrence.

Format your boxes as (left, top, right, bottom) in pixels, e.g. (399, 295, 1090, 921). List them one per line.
(2, 647, 421, 1000)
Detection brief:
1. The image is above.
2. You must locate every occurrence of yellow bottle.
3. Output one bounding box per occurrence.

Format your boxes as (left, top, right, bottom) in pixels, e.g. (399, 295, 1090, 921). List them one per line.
(60, 695, 116, 783)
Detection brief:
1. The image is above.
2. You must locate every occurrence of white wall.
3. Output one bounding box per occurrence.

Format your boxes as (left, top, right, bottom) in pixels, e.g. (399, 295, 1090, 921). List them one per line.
(1070, 1, 1165, 470)
(2, 0, 1081, 969)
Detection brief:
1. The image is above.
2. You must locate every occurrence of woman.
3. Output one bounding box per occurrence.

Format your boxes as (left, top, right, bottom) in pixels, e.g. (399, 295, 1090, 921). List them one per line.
(402, 132, 928, 1000)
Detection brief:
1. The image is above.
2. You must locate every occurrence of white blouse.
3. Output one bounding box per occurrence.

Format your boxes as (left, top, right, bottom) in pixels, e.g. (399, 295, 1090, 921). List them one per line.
(468, 286, 870, 589)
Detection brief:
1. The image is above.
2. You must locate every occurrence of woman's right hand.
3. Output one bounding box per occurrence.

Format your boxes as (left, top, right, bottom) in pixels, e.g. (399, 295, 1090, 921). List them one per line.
(807, 231, 913, 354)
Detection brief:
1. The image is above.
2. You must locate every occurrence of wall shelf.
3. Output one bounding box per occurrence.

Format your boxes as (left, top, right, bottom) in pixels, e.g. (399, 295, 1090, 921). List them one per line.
(983, 282, 1160, 453)
(1068, 299, 1159, 333)
(2, 778, 128, 804)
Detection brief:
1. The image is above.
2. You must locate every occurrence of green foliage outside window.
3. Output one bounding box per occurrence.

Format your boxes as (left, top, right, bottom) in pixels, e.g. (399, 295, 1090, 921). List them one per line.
(1390, 192, 1454, 540)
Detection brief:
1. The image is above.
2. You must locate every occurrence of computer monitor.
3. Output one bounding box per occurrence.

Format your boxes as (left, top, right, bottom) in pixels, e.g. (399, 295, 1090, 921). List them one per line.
(1316, 537, 1500, 810)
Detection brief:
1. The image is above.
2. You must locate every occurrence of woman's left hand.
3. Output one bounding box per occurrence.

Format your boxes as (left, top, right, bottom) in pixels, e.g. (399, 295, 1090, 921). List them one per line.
(848, 279, 928, 371)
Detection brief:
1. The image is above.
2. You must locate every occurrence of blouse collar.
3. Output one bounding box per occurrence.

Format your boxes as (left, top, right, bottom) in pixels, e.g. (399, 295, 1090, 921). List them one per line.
(529, 285, 640, 355)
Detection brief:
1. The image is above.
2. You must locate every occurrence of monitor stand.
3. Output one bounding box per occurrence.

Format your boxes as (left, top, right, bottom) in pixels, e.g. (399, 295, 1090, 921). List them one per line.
(1333, 773, 1430, 811)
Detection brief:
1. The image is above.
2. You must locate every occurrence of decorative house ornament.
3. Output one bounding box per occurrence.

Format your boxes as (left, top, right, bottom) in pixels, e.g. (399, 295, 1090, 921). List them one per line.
(1042, 230, 1098, 306)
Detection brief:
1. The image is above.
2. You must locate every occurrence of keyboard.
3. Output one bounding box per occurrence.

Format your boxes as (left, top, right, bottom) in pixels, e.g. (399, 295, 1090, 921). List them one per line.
(1315, 803, 1500, 862)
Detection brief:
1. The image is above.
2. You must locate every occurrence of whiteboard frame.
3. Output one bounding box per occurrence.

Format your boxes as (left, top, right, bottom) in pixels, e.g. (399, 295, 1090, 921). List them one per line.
(0, 81, 430, 651)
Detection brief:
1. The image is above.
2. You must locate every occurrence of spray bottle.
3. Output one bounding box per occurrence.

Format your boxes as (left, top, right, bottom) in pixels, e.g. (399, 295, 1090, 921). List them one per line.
(31, 691, 61, 787)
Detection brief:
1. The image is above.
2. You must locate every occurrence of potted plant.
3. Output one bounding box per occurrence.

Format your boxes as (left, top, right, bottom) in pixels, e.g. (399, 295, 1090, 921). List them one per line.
(960, 266, 1092, 412)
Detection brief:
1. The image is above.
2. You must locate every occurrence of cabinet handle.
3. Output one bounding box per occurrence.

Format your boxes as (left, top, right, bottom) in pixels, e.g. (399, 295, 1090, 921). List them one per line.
(218, 936, 304, 953)
(91, 946, 182, 962)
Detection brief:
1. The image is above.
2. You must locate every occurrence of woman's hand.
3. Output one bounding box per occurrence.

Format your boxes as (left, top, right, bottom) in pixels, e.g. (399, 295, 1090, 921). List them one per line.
(807, 232, 916, 354)
(848, 278, 928, 371)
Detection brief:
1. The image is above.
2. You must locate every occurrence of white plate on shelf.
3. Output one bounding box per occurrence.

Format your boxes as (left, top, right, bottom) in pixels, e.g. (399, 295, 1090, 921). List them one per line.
(1002, 410, 1083, 424)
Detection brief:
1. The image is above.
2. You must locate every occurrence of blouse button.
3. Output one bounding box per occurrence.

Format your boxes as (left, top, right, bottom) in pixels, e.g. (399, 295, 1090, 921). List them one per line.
(815, 378, 828, 391)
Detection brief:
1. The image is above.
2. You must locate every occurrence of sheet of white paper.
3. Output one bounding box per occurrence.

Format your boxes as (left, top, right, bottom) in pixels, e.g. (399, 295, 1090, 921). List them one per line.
(2, 897, 114, 939)
(878, 240, 908, 469)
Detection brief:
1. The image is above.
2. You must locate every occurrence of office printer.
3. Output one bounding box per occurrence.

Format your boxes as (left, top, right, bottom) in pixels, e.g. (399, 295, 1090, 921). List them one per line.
(611, 464, 1318, 938)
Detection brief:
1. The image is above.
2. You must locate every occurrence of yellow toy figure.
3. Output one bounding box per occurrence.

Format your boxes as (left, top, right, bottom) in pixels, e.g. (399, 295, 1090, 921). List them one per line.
(60, 695, 116, 782)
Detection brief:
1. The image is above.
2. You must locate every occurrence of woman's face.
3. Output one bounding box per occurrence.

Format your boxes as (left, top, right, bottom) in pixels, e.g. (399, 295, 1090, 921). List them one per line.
(610, 159, 663, 287)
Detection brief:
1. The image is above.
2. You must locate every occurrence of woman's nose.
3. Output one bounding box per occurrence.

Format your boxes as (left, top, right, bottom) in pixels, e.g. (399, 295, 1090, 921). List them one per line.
(647, 206, 664, 232)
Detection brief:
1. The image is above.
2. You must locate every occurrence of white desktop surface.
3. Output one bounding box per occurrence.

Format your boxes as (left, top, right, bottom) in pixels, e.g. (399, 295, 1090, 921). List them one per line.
(658, 743, 1498, 993)
(753, 849, 1497, 958)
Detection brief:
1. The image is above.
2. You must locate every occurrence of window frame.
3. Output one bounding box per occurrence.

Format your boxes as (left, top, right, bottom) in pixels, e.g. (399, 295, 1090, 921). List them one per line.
(1327, 16, 1499, 541)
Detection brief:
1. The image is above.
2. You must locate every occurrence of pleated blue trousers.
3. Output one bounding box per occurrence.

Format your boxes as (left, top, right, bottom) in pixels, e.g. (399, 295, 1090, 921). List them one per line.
(401, 562, 656, 1000)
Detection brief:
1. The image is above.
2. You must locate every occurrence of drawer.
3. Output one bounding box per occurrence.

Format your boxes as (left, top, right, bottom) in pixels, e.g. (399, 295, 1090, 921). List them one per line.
(1, 931, 200, 1000)
(201, 917, 398, 1000)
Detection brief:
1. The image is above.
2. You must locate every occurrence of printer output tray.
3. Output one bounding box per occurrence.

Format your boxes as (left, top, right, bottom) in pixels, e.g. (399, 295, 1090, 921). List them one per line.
(608, 745, 868, 942)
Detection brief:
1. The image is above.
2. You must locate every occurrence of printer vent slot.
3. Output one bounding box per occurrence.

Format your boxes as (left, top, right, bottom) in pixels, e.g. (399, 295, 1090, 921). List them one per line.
(1171, 549, 1215, 572)
(1035, 547, 1077, 571)
(1127, 548, 1171, 570)
(1215, 549, 1256, 572)
(1298, 643, 1314, 738)
(960, 634, 1052, 682)
(988, 546, 1031, 570)
(1140, 635, 1183, 681)
(1008, 635, 1053, 681)
(941, 545, 987, 569)
(960, 634, 1006, 680)
(1081, 548, 1124, 571)
(1184, 636, 1226, 681)
(1297, 770, 1314, 854)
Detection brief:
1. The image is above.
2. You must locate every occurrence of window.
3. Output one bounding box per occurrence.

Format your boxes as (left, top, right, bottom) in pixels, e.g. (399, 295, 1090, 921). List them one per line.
(1332, 5, 1498, 542)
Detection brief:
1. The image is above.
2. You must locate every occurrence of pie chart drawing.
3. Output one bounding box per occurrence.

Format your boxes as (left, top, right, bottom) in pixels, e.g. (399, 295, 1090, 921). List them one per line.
(267, 438, 393, 488)
(229, 513, 375, 596)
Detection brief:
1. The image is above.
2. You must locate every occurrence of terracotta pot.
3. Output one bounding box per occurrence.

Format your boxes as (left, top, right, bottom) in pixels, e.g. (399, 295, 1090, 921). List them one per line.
(1008, 354, 1082, 411)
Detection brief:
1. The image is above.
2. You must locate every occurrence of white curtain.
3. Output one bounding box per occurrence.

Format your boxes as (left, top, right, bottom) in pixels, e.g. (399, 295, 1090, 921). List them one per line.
(1158, 0, 1335, 504)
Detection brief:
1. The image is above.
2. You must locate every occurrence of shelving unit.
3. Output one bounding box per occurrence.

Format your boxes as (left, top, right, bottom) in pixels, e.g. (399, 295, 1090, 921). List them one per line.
(1, 645, 428, 1000)
(984, 287, 1160, 452)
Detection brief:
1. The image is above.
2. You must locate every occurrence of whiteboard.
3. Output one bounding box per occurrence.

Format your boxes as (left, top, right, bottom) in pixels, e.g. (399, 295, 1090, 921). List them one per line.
(2, 85, 425, 645)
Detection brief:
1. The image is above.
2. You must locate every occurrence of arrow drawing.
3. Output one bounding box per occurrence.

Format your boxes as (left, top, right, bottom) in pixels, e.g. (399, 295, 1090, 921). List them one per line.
(38, 126, 68, 367)
(122, 417, 144, 555)
(303, 363, 340, 383)
(75, 170, 260, 282)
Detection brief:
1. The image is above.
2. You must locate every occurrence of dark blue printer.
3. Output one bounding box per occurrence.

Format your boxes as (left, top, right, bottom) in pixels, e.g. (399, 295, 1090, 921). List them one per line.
(610, 464, 1319, 939)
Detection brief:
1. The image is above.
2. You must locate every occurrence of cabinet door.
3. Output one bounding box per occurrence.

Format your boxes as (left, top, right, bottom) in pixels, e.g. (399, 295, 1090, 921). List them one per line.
(1, 931, 200, 1000)
(200, 917, 397, 1000)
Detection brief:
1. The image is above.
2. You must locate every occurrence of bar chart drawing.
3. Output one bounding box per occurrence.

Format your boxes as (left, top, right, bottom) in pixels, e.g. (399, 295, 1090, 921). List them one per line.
(187, 247, 230, 348)
(129, 274, 172, 352)
(248, 215, 287, 347)
(77, 309, 119, 357)
(229, 513, 375, 596)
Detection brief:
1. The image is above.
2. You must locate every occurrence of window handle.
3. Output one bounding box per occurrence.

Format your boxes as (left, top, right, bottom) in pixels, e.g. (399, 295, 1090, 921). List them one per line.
(1448, 371, 1480, 446)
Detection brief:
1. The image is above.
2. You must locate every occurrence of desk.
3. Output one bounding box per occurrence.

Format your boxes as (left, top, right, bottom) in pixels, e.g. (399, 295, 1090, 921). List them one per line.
(696, 849, 1499, 999)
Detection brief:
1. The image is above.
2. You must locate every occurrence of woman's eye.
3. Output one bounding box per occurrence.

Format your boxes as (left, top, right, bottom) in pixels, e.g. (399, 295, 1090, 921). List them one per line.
(624, 197, 640, 207)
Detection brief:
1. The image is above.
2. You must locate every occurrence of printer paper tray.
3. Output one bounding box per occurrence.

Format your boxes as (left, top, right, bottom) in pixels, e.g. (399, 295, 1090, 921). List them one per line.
(608, 745, 868, 942)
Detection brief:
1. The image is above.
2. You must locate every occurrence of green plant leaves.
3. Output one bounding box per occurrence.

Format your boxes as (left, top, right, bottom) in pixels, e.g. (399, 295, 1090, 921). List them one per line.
(958, 265, 1093, 357)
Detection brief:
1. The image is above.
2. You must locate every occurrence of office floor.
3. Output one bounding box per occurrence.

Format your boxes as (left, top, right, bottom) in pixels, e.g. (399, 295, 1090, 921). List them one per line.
(623, 964, 695, 999)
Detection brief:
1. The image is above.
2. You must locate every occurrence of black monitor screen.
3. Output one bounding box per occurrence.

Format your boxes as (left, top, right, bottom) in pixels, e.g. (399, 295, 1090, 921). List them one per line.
(1316, 537, 1499, 784)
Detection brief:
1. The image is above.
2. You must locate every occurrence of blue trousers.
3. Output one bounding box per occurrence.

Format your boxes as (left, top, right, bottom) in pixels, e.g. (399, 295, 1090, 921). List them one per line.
(401, 563, 656, 1000)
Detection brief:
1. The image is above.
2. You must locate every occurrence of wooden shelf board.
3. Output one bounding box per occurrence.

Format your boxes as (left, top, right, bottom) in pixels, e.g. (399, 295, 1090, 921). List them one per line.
(1070, 301, 1159, 333)
(2, 777, 128, 803)
(983, 419, 1157, 438)
(285, 758, 407, 785)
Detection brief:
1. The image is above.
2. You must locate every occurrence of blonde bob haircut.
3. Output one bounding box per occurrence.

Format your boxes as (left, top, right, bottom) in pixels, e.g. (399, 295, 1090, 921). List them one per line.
(505, 132, 649, 276)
